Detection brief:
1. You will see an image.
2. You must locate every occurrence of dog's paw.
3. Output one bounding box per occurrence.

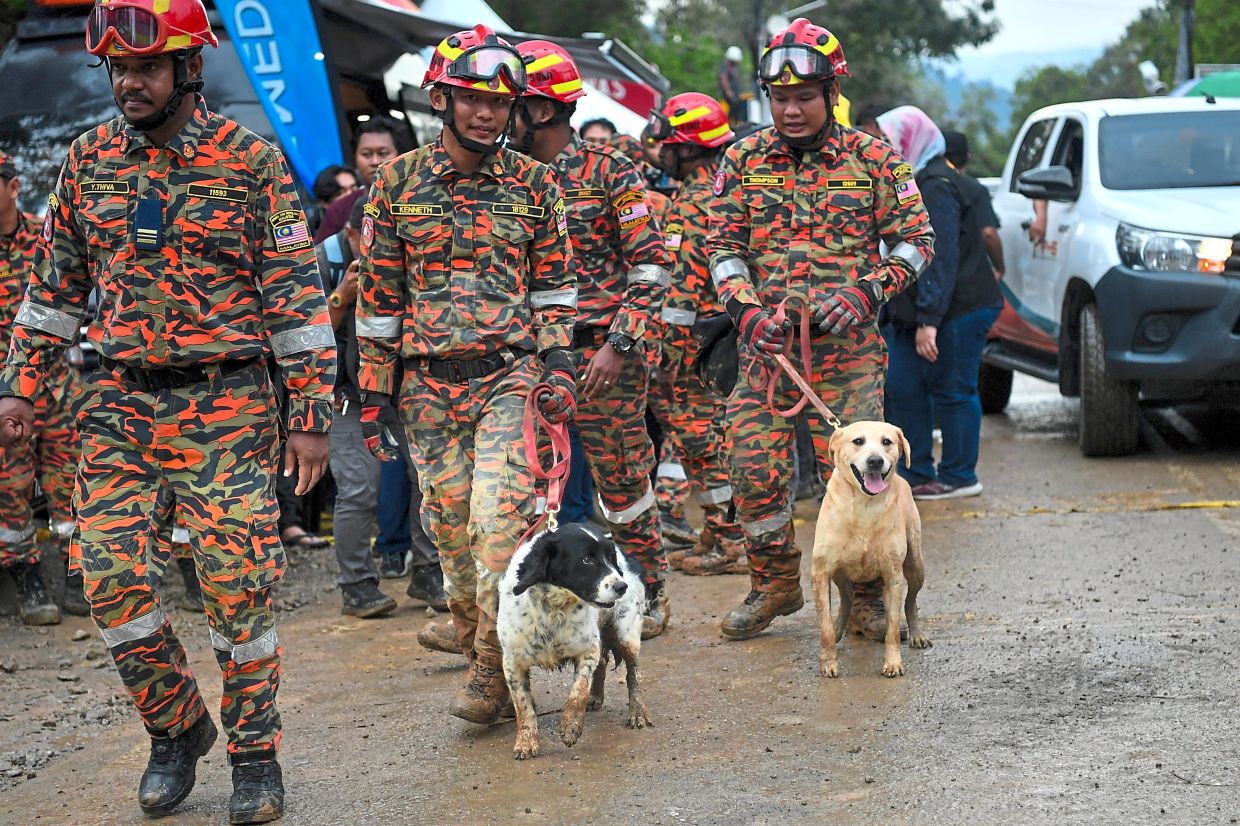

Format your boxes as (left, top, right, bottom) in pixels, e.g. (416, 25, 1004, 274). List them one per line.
(819, 660, 839, 678)
(881, 660, 905, 678)
(909, 634, 932, 650)
(561, 717, 584, 747)
(627, 707, 653, 729)
(513, 731, 540, 760)
(587, 694, 604, 712)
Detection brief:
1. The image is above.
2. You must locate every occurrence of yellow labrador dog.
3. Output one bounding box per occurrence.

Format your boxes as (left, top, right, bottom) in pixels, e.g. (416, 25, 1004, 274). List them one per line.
(811, 421, 930, 679)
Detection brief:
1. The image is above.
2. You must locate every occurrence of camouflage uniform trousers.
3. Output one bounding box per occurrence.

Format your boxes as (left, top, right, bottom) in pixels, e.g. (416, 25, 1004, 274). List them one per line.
(729, 331, 884, 591)
(573, 339, 665, 585)
(73, 363, 285, 758)
(0, 369, 79, 566)
(647, 375, 691, 521)
(663, 367, 746, 554)
(399, 353, 539, 665)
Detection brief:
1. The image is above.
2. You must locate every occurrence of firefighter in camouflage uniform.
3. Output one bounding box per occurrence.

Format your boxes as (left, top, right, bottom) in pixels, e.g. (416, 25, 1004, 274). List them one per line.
(511, 41, 674, 638)
(0, 150, 80, 626)
(707, 19, 934, 639)
(355, 25, 577, 724)
(0, 2, 335, 821)
(644, 93, 751, 577)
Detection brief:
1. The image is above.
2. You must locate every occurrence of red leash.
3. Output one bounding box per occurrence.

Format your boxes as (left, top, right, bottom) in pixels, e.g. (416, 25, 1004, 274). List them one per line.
(519, 381, 573, 544)
(746, 296, 844, 430)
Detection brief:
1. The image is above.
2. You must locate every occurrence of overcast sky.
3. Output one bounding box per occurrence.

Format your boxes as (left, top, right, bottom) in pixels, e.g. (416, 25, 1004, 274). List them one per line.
(953, 0, 1157, 86)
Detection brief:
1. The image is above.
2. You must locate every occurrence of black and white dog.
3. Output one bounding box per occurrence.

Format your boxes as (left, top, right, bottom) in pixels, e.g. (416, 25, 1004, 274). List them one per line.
(497, 523, 652, 760)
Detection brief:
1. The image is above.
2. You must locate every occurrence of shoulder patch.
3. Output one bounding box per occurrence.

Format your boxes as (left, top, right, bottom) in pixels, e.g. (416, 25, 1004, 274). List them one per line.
(712, 166, 727, 196)
(613, 191, 652, 229)
(664, 221, 683, 251)
(48, 193, 59, 210)
(42, 211, 53, 243)
(363, 202, 380, 218)
(269, 209, 312, 253)
(554, 198, 567, 236)
(892, 163, 913, 180)
(896, 179, 921, 204)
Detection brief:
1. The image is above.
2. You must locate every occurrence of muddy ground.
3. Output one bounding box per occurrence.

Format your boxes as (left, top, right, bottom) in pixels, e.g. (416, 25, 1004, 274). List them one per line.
(1, 376, 1238, 825)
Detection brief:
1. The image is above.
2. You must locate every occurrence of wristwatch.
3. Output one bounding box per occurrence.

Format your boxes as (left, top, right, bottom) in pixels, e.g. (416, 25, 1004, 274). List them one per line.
(329, 292, 345, 309)
(605, 333, 636, 354)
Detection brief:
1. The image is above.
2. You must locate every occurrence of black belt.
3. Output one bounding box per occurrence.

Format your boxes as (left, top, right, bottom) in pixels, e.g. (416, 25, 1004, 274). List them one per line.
(417, 350, 510, 383)
(571, 326, 603, 350)
(101, 357, 258, 392)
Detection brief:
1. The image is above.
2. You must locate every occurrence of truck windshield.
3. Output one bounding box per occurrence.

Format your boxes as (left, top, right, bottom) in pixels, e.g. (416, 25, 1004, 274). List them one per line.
(1099, 110, 1240, 190)
(0, 33, 273, 214)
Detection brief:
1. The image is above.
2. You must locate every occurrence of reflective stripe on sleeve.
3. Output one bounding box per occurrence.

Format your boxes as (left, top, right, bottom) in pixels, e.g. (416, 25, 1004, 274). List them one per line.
(270, 323, 334, 357)
(888, 242, 929, 275)
(530, 287, 579, 309)
(14, 301, 81, 341)
(627, 264, 671, 287)
(0, 525, 35, 544)
(355, 316, 402, 339)
(710, 257, 748, 289)
(661, 307, 697, 327)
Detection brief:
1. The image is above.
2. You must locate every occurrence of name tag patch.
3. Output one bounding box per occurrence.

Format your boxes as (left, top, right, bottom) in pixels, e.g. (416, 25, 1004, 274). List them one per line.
(492, 202, 546, 219)
(187, 183, 248, 203)
(742, 175, 784, 188)
(565, 188, 606, 200)
(81, 180, 131, 196)
(393, 203, 445, 217)
(826, 178, 872, 190)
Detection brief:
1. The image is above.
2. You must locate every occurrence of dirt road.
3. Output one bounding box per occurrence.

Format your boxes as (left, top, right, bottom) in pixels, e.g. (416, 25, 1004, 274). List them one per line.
(2, 377, 1238, 825)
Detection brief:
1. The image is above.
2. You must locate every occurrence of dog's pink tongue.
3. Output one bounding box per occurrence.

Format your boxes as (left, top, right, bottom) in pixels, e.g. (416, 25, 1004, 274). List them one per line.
(863, 471, 888, 494)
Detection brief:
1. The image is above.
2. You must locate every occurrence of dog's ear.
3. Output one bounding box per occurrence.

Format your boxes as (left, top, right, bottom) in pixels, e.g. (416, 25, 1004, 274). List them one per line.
(894, 426, 911, 469)
(512, 533, 554, 596)
(828, 427, 845, 466)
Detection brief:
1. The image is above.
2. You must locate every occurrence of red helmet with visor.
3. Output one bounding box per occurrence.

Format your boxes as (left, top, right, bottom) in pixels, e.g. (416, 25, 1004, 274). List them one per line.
(422, 24, 527, 96)
(646, 93, 734, 148)
(85, 0, 217, 57)
(759, 18, 848, 87)
(516, 40, 585, 103)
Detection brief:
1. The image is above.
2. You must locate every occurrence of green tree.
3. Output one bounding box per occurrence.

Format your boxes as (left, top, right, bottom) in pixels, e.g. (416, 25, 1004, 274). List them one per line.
(943, 82, 1010, 177)
(487, 0, 647, 39)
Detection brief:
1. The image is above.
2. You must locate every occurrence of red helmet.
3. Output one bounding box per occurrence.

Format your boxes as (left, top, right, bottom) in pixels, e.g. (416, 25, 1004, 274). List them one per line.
(517, 40, 585, 103)
(86, 0, 217, 57)
(759, 18, 848, 87)
(646, 93, 734, 148)
(422, 24, 527, 96)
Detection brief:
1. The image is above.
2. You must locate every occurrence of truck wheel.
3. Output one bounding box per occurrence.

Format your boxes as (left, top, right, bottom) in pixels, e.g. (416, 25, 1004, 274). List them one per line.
(978, 363, 1013, 414)
(1078, 303, 1140, 456)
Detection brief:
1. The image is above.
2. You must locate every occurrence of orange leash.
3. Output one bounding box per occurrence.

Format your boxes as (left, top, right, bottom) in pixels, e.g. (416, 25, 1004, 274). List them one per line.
(518, 381, 573, 545)
(746, 297, 844, 430)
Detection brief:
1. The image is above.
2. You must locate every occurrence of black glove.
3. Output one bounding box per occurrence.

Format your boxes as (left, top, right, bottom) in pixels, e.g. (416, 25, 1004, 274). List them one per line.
(737, 306, 788, 357)
(814, 283, 882, 337)
(358, 393, 403, 462)
(537, 347, 579, 424)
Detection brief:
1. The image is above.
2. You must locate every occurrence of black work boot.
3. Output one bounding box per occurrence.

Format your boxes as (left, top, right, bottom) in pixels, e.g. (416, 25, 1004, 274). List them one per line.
(138, 712, 218, 817)
(406, 563, 448, 611)
(6, 562, 61, 626)
(62, 568, 91, 617)
(229, 757, 284, 825)
(340, 578, 397, 618)
(720, 588, 804, 640)
(176, 557, 204, 612)
(640, 580, 670, 640)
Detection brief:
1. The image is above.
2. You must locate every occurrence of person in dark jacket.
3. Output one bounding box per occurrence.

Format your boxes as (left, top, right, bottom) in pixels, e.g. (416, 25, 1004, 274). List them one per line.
(876, 107, 1002, 500)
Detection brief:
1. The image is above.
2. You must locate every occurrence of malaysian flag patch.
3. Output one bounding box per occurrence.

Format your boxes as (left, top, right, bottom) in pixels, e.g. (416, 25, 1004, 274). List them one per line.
(270, 209, 312, 253)
(896, 178, 921, 204)
(615, 191, 652, 230)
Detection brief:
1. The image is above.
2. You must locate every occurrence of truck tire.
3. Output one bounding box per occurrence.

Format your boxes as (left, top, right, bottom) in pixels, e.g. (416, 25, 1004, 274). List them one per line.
(1078, 302, 1140, 457)
(978, 363, 1013, 414)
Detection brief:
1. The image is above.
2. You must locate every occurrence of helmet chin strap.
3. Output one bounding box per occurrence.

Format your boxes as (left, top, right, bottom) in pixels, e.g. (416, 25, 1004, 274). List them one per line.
(440, 88, 512, 157)
(117, 50, 203, 133)
(771, 80, 835, 151)
(659, 144, 714, 181)
(508, 99, 573, 157)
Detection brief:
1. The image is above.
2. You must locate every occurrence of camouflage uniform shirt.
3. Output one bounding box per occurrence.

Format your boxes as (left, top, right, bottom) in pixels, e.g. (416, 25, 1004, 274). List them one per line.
(555, 134, 670, 341)
(661, 163, 723, 359)
(0, 213, 41, 356)
(708, 124, 934, 311)
(355, 140, 575, 396)
(0, 99, 335, 433)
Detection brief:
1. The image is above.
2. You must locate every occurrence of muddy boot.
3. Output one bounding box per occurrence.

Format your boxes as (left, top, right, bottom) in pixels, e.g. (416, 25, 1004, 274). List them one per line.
(175, 557, 204, 612)
(658, 509, 698, 549)
(640, 580, 670, 640)
(6, 562, 61, 626)
(668, 524, 714, 570)
(340, 579, 397, 618)
(61, 568, 91, 617)
(680, 548, 747, 576)
(846, 581, 907, 642)
(406, 563, 449, 611)
(449, 657, 511, 724)
(720, 587, 804, 640)
(138, 712, 218, 817)
(417, 620, 463, 654)
(228, 757, 283, 825)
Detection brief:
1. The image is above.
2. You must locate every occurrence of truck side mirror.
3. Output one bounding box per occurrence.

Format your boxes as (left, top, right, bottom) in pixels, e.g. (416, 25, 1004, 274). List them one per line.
(1016, 165, 1077, 202)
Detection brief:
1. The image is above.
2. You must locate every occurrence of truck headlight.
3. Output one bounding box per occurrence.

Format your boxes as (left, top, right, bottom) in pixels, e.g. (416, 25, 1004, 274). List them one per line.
(1117, 223, 1233, 274)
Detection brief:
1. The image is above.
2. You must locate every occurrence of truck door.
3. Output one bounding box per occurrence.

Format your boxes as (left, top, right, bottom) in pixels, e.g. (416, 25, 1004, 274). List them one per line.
(992, 115, 1058, 350)
(1024, 116, 1086, 326)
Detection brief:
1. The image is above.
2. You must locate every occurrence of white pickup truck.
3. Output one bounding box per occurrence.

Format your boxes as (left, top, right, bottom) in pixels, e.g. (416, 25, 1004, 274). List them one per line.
(982, 96, 1240, 456)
